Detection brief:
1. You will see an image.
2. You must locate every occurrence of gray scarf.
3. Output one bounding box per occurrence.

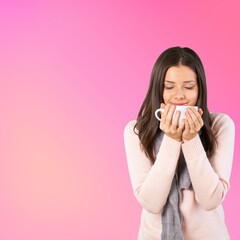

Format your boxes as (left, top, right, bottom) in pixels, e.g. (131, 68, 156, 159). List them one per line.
(155, 132, 192, 240)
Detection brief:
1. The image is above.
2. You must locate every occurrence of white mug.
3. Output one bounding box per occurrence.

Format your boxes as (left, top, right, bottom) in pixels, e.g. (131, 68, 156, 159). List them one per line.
(155, 105, 198, 125)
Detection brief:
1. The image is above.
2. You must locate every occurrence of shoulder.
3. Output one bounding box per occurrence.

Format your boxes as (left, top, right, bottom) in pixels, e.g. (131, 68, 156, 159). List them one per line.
(123, 120, 143, 152)
(124, 120, 137, 138)
(210, 112, 235, 135)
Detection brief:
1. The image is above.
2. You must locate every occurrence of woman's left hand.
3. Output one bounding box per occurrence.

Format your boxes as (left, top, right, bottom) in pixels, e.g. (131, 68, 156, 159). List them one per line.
(182, 107, 204, 142)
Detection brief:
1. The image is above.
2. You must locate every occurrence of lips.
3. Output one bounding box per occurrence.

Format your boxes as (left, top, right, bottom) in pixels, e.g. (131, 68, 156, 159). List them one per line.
(170, 102, 188, 106)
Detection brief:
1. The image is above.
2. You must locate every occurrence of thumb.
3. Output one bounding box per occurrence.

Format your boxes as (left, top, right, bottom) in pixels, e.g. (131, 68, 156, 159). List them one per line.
(198, 108, 203, 116)
(178, 119, 185, 132)
(160, 103, 166, 109)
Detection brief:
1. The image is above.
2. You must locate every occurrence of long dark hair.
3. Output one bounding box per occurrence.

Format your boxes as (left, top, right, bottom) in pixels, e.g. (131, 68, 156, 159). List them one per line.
(134, 46, 217, 163)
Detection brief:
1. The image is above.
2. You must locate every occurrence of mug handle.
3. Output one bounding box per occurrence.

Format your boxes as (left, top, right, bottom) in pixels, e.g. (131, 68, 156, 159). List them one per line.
(155, 108, 164, 121)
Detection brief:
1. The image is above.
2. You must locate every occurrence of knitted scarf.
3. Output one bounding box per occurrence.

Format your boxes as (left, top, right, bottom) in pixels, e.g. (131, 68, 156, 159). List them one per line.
(154, 132, 192, 240)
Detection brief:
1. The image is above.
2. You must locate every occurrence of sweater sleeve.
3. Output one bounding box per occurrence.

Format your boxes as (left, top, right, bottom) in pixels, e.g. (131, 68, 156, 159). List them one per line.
(123, 120, 181, 214)
(182, 114, 235, 210)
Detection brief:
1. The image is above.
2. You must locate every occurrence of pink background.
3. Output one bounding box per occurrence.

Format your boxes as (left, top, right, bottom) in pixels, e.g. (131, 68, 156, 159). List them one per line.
(0, 0, 239, 239)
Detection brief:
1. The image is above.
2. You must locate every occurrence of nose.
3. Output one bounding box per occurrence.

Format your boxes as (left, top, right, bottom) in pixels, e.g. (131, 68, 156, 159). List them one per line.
(175, 89, 185, 99)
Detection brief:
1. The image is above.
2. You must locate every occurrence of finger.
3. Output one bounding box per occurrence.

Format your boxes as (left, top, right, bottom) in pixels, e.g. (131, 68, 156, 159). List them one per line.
(177, 119, 185, 133)
(171, 110, 181, 129)
(160, 104, 169, 124)
(183, 119, 190, 135)
(185, 111, 195, 131)
(160, 103, 166, 109)
(197, 109, 204, 128)
(189, 107, 204, 128)
(198, 108, 203, 116)
(165, 104, 176, 126)
(161, 104, 171, 124)
(196, 109, 204, 127)
(187, 108, 198, 123)
(191, 106, 198, 113)
(161, 104, 170, 115)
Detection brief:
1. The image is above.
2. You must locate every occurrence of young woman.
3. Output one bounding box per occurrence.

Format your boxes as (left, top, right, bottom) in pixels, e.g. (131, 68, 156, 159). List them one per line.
(124, 47, 235, 240)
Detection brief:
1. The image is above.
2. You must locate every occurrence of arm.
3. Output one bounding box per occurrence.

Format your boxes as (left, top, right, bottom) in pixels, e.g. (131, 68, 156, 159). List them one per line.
(124, 121, 181, 214)
(182, 114, 235, 210)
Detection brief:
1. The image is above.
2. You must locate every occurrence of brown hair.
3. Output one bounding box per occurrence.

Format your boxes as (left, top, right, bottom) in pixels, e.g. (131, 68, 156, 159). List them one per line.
(134, 46, 217, 163)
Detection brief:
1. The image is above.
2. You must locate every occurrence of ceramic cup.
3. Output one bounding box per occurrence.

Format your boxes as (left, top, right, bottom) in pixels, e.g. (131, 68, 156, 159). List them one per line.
(155, 105, 198, 125)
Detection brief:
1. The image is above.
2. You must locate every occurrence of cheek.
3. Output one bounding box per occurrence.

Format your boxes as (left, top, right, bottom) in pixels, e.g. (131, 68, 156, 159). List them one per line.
(163, 90, 175, 102)
(189, 91, 198, 103)
(162, 91, 169, 103)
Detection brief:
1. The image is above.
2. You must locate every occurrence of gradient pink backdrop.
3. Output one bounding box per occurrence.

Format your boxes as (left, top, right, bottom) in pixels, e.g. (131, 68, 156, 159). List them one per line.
(0, 0, 239, 239)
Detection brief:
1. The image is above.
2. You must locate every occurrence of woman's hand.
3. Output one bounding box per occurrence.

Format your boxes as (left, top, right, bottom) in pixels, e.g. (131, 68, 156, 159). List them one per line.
(159, 103, 185, 142)
(182, 107, 204, 142)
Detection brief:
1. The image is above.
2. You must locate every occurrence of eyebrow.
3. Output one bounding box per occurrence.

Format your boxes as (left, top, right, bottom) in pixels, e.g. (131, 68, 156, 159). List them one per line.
(164, 80, 196, 83)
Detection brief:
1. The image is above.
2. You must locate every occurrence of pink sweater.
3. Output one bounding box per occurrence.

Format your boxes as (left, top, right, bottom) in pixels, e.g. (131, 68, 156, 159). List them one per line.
(124, 113, 235, 240)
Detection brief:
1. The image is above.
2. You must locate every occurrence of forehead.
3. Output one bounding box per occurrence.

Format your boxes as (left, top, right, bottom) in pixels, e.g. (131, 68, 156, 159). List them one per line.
(165, 65, 197, 82)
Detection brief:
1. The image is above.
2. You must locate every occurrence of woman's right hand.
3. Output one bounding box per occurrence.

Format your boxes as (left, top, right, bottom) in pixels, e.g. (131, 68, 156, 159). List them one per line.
(159, 103, 185, 142)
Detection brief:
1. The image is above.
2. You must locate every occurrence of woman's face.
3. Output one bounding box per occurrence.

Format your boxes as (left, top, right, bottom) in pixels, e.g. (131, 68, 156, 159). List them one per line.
(163, 65, 199, 106)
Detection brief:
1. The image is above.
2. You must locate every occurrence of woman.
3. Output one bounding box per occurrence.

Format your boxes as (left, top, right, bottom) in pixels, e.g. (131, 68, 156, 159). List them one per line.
(124, 47, 235, 240)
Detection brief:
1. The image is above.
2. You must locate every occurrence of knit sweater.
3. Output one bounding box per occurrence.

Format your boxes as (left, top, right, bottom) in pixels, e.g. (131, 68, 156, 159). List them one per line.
(124, 113, 235, 240)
